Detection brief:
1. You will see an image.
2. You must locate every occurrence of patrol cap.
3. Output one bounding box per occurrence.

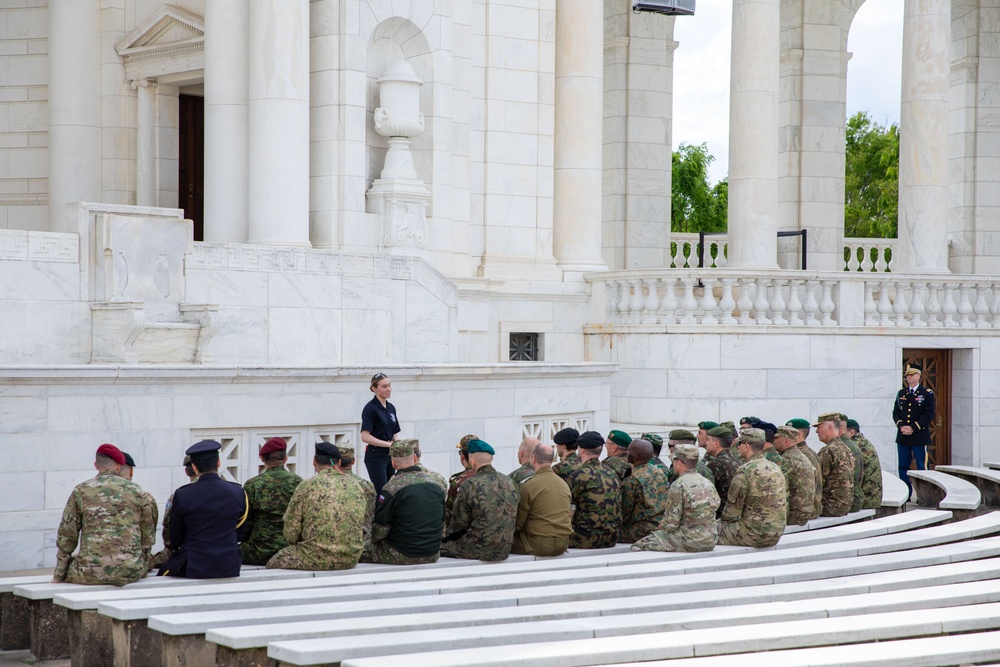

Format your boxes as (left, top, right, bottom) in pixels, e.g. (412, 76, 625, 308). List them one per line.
(466, 439, 495, 455)
(96, 443, 126, 466)
(697, 421, 719, 430)
(904, 363, 923, 376)
(668, 429, 696, 442)
(315, 441, 341, 460)
(553, 428, 580, 446)
(641, 432, 663, 447)
(812, 412, 841, 427)
(672, 443, 700, 460)
(738, 428, 765, 445)
(776, 425, 800, 440)
(607, 430, 632, 447)
(706, 426, 731, 438)
(122, 451, 136, 468)
(846, 418, 861, 431)
(260, 437, 287, 457)
(785, 418, 811, 430)
(338, 444, 355, 459)
(456, 434, 479, 451)
(390, 439, 418, 458)
(577, 431, 605, 450)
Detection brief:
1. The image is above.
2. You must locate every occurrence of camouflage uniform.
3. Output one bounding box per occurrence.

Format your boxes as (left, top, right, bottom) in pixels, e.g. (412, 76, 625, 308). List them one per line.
(717, 453, 787, 548)
(509, 462, 535, 485)
(53, 471, 157, 586)
(266, 468, 365, 570)
(566, 458, 621, 548)
(619, 462, 671, 543)
(603, 453, 632, 482)
(704, 447, 741, 518)
(631, 469, 720, 553)
(417, 463, 448, 493)
(818, 439, 854, 517)
(345, 471, 377, 550)
(853, 433, 884, 510)
(150, 488, 179, 569)
(763, 448, 782, 466)
(552, 451, 581, 480)
(240, 466, 303, 565)
(446, 468, 477, 519)
(441, 464, 519, 561)
(777, 446, 817, 526)
(840, 435, 865, 512)
(363, 466, 445, 565)
(796, 442, 824, 520)
(666, 458, 713, 486)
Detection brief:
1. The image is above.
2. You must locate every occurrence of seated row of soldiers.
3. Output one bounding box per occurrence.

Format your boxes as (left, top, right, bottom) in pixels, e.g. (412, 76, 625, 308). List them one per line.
(51, 411, 883, 585)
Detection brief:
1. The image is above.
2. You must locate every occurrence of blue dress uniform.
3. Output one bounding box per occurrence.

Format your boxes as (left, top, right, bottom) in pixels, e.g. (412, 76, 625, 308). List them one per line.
(160, 440, 249, 578)
(892, 364, 936, 495)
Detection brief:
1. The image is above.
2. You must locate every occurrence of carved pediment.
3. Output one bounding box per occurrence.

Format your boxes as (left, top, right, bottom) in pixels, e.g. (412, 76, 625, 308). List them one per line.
(116, 5, 205, 82)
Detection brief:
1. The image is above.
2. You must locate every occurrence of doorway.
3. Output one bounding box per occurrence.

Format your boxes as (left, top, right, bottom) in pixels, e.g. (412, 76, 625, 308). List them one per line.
(178, 94, 205, 241)
(902, 348, 951, 467)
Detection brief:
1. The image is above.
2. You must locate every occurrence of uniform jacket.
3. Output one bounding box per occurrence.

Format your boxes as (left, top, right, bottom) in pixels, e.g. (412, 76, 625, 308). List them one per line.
(164, 472, 248, 578)
(893, 384, 936, 447)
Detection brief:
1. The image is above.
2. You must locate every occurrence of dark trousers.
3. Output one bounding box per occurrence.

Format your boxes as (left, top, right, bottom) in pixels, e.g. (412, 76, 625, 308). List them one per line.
(897, 443, 927, 496)
(364, 445, 395, 498)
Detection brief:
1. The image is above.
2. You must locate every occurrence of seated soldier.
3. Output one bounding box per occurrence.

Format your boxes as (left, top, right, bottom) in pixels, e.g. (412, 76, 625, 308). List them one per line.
(566, 431, 621, 548)
(335, 444, 376, 550)
(512, 443, 573, 557)
(717, 428, 787, 548)
(240, 437, 303, 565)
(619, 439, 671, 543)
(150, 454, 198, 571)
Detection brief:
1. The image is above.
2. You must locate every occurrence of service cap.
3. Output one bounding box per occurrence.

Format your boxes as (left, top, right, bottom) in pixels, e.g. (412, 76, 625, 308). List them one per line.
(904, 363, 923, 376)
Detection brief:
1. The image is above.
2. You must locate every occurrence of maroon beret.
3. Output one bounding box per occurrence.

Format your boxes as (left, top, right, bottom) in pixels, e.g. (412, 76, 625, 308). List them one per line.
(96, 443, 125, 466)
(260, 437, 287, 457)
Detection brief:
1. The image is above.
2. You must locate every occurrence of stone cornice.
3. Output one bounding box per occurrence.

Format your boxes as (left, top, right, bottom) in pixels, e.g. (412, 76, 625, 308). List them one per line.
(116, 5, 205, 82)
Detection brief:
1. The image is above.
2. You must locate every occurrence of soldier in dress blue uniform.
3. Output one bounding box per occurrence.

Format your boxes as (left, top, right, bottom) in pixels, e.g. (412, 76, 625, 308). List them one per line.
(159, 440, 249, 578)
(893, 363, 936, 498)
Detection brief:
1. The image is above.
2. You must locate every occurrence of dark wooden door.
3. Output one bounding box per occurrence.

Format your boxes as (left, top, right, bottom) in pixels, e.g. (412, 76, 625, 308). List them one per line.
(178, 94, 205, 241)
(902, 348, 951, 467)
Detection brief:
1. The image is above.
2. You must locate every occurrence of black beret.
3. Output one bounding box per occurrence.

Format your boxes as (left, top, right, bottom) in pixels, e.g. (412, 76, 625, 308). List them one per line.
(315, 441, 341, 460)
(756, 421, 777, 434)
(553, 428, 580, 446)
(122, 452, 136, 468)
(576, 431, 605, 450)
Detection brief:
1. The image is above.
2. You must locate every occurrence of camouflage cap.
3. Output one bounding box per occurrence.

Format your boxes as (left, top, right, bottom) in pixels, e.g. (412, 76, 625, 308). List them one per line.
(776, 425, 800, 440)
(607, 430, 632, 447)
(785, 418, 811, 430)
(390, 439, 418, 458)
(641, 432, 663, 447)
(812, 412, 841, 427)
(838, 413, 849, 422)
(667, 429, 696, 442)
(706, 426, 731, 438)
(738, 428, 765, 445)
(456, 434, 479, 451)
(846, 418, 860, 431)
(338, 444, 355, 459)
(697, 421, 719, 430)
(720, 421, 736, 431)
(671, 443, 700, 460)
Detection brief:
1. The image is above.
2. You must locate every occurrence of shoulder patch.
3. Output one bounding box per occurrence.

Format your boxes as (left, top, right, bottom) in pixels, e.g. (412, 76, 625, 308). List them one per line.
(926, 388, 933, 393)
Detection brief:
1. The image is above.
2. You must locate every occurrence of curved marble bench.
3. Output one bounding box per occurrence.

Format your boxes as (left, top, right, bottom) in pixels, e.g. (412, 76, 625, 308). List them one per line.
(935, 465, 1000, 507)
(907, 470, 981, 520)
(985, 461, 1000, 471)
(880, 471, 911, 513)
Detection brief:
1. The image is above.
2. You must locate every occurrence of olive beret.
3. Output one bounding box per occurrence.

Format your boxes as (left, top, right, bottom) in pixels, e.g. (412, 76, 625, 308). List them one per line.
(697, 421, 719, 430)
(607, 430, 632, 447)
(706, 426, 731, 438)
(668, 429, 696, 442)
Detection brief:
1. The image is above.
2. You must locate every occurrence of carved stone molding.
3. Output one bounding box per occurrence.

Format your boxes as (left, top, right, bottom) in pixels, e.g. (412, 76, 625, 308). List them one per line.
(180, 304, 220, 363)
(116, 5, 205, 83)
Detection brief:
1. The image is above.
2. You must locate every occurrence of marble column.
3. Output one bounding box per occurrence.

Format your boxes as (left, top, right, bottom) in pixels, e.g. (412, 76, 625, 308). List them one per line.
(247, 0, 310, 246)
(204, 0, 250, 243)
(727, 0, 779, 269)
(897, 0, 950, 273)
(132, 79, 157, 207)
(47, 0, 101, 233)
(553, 0, 606, 273)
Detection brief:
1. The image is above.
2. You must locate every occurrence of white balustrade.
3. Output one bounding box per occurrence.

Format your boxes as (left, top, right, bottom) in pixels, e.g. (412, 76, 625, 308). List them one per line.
(670, 233, 729, 269)
(844, 238, 897, 272)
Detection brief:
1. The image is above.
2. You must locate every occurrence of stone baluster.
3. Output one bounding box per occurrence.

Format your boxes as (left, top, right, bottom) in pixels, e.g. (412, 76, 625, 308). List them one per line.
(909, 281, 926, 327)
(859, 246, 874, 272)
(926, 283, 942, 327)
(973, 284, 990, 328)
(720, 278, 738, 324)
(616, 279, 631, 323)
(876, 282, 893, 326)
(679, 277, 699, 324)
(863, 281, 877, 326)
(659, 275, 679, 324)
(770, 280, 788, 325)
(628, 278, 644, 323)
(787, 279, 803, 325)
(736, 278, 754, 325)
(989, 286, 1000, 328)
(754, 279, 772, 325)
(716, 241, 729, 268)
(642, 278, 660, 324)
(958, 283, 975, 328)
(699, 277, 719, 325)
(819, 280, 836, 325)
(873, 249, 888, 273)
(802, 280, 820, 326)
(941, 283, 958, 327)
(845, 244, 859, 272)
(893, 282, 910, 327)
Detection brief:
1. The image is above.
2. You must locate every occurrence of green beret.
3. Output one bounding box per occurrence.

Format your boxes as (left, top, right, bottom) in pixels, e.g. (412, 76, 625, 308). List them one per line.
(706, 426, 731, 438)
(668, 429, 696, 442)
(466, 439, 495, 455)
(738, 428, 765, 444)
(390, 439, 418, 458)
(641, 432, 663, 447)
(785, 418, 811, 430)
(607, 430, 632, 447)
(776, 425, 800, 440)
(697, 421, 719, 430)
(812, 412, 841, 427)
(846, 418, 860, 430)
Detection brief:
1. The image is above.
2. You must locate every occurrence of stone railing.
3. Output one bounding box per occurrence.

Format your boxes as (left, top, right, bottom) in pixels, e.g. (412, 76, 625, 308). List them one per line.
(844, 237, 896, 272)
(671, 233, 898, 273)
(589, 268, 1000, 329)
(670, 233, 728, 268)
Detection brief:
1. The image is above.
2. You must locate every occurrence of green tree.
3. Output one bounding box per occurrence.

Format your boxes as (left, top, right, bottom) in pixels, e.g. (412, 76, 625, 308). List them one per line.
(671, 142, 727, 234)
(845, 111, 899, 239)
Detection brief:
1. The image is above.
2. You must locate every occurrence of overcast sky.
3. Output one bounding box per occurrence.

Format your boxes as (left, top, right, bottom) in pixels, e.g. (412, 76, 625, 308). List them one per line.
(671, 1, 904, 184)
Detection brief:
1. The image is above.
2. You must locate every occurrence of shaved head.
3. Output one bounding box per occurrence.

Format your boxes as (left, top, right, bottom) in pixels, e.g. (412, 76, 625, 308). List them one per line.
(530, 443, 555, 468)
(518, 437, 541, 464)
(627, 438, 654, 466)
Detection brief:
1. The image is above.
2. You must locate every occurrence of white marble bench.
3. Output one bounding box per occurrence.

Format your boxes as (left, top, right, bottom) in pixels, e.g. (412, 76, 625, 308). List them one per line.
(781, 508, 874, 534)
(907, 469, 982, 518)
(935, 464, 1000, 506)
(880, 470, 910, 510)
(985, 461, 1000, 471)
(277, 601, 1000, 666)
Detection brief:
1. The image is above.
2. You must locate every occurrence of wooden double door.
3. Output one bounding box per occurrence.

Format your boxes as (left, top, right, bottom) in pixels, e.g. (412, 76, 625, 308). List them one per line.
(902, 348, 950, 468)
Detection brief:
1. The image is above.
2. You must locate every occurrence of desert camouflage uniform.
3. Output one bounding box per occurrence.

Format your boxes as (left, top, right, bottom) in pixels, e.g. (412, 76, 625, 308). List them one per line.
(53, 471, 157, 586)
(704, 447, 741, 518)
(239, 466, 303, 565)
(777, 446, 817, 526)
(632, 469, 720, 552)
(819, 439, 854, 517)
(619, 462, 671, 543)
(717, 453, 787, 548)
(566, 458, 621, 548)
(852, 434, 884, 509)
(840, 435, 865, 512)
(603, 453, 632, 482)
(796, 442, 824, 520)
(552, 451, 581, 480)
(266, 468, 365, 570)
(441, 464, 519, 561)
(346, 471, 376, 550)
(509, 462, 535, 485)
